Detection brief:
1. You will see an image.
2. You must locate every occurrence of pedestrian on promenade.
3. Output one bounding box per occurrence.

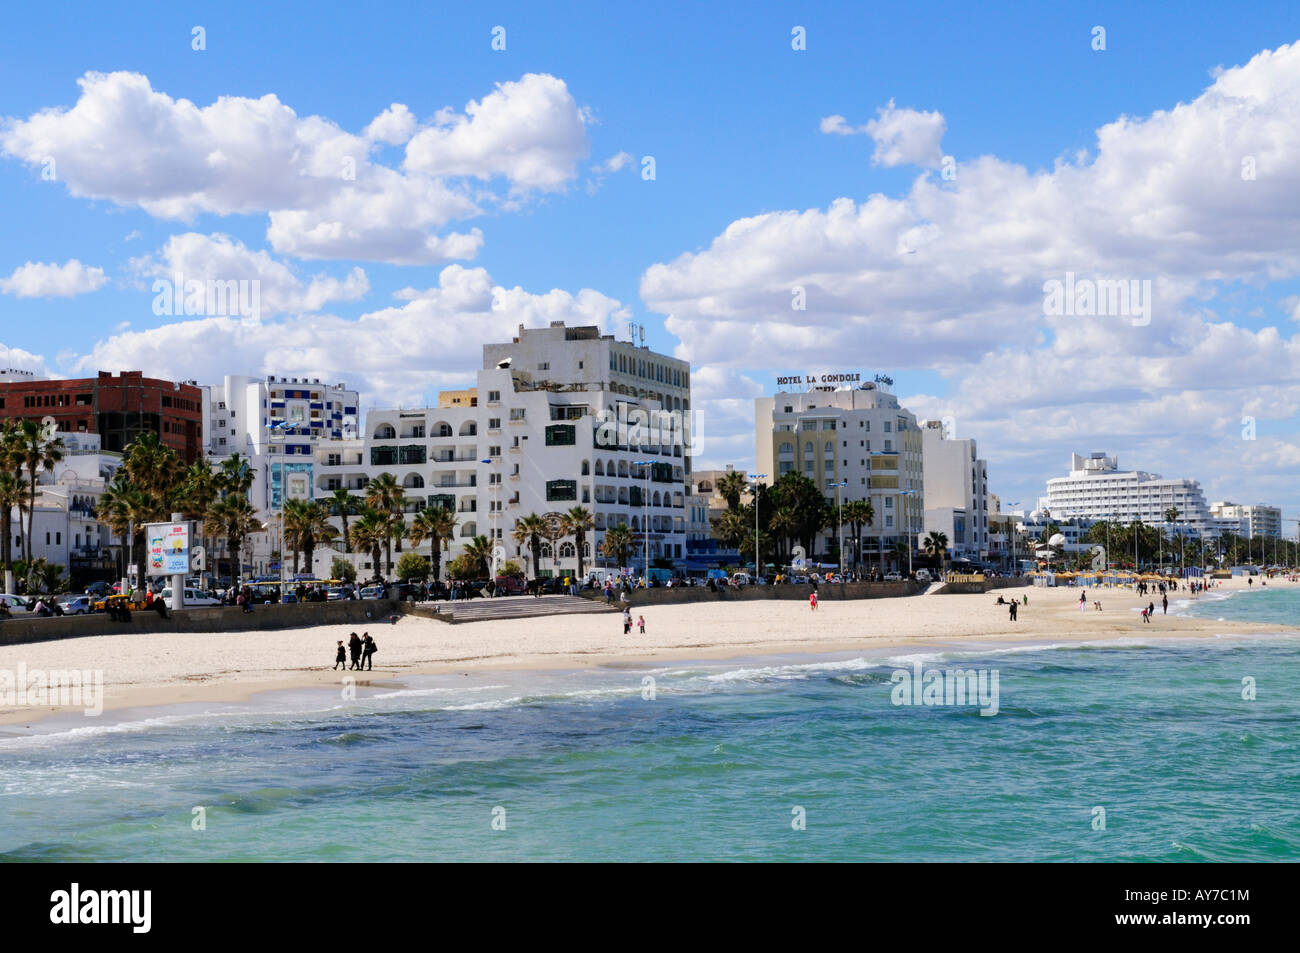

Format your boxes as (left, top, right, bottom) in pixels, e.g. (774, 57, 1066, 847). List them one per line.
(349, 632, 363, 670)
(334, 640, 347, 670)
(361, 633, 377, 671)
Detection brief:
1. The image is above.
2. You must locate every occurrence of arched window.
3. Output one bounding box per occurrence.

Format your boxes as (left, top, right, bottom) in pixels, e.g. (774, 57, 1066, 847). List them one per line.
(403, 473, 425, 488)
(804, 442, 814, 455)
(374, 423, 396, 440)
(779, 442, 794, 455)
(581, 459, 590, 475)
(560, 542, 576, 559)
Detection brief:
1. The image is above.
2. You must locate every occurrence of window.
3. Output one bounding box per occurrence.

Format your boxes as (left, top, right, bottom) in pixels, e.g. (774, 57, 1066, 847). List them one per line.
(546, 480, 577, 502)
(884, 421, 892, 432)
(487, 390, 501, 402)
(545, 424, 576, 446)
(371, 446, 398, 466)
(510, 408, 526, 420)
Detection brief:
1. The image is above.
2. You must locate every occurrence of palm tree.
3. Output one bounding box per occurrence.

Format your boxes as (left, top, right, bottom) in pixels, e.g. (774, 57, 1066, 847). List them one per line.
(349, 507, 388, 580)
(328, 487, 356, 552)
(365, 472, 404, 577)
(15, 419, 65, 564)
(559, 506, 594, 580)
(296, 500, 335, 576)
(409, 506, 457, 582)
(922, 531, 949, 574)
(843, 499, 874, 570)
(462, 534, 494, 578)
(282, 498, 307, 574)
(1164, 506, 1180, 572)
(600, 523, 634, 570)
(769, 506, 799, 566)
(512, 513, 547, 578)
(203, 495, 260, 586)
(0, 471, 24, 592)
(710, 509, 750, 550)
(716, 470, 749, 511)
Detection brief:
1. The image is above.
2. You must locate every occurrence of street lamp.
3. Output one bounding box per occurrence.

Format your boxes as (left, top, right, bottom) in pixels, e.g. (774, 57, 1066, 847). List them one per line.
(829, 481, 847, 578)
(747, 473, 766, 578)
(635, 459, 654, 585)
(1004, 501, 1021, 575)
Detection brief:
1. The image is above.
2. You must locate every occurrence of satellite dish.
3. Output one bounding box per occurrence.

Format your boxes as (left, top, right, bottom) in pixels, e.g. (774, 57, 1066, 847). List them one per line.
(1048, 533, 1067, 547)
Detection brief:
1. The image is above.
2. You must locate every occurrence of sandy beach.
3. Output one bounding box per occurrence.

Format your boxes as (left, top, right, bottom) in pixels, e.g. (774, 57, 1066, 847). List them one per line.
(0, 576, 1292, 726)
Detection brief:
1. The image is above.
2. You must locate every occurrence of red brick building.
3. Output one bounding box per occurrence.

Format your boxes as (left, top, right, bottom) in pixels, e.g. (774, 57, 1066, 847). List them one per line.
(0, 370, 203, 462)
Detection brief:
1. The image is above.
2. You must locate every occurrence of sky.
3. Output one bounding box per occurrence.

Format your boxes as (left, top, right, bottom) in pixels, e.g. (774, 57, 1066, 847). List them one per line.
(1, 1, 1299, 528)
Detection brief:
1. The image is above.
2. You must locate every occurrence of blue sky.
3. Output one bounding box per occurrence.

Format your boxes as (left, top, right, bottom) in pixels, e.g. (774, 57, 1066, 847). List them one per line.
(2, 1, 1299, 525)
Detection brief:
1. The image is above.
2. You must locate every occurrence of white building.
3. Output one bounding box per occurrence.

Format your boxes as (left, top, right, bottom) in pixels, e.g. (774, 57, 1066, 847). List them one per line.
(200, 374, 359, 576)
(1209, 501, 1282, 538)
(920, 420, 990, 560)
(755, 380, 924, 567)
(313, 322, 694, 580)
(1041, 452, 1213, 534)
(5, 433, 123, 587)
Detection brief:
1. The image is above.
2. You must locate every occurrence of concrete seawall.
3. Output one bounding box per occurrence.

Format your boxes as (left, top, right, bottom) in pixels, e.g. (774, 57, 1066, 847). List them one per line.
(938, 578, 1033, 594)
(0, 600, 408, 647)
(579, 581, 924, 608)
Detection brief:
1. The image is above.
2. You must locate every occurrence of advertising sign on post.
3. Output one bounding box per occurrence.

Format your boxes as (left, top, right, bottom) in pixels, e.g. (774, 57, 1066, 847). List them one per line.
(146, 522, 191, 577)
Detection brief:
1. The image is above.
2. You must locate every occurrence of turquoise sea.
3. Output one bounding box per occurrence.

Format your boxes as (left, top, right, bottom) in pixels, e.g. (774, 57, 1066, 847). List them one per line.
(1, 586, 1296, 862)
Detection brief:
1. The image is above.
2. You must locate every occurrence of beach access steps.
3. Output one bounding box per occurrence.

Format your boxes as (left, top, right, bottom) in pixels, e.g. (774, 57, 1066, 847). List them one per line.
(409, 594, 616, 625)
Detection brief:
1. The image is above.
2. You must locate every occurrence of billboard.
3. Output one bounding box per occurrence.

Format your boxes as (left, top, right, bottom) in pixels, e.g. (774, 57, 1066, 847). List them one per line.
(146, 522, 191, 576)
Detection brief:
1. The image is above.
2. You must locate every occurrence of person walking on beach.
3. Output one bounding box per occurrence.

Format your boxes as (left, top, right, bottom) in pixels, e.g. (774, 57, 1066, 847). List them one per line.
(637, 615, 646, 634)
(361, 633, 376, 670)
(809, 590, 818, 611)
(334, 640, 347, 670)
(622, 607, 632, 635)
(349, 632, 363, 670)
(1162, 594, 1168, 615)
(1141, 606, 1150, 623)
(1009, 600, 1017, 621)
(1148, 601, 1155, 620)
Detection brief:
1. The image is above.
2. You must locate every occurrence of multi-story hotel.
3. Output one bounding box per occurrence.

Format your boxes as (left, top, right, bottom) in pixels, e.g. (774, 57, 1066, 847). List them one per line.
(308, 322, 693, 580)
(0, 369, 203, 462)
(920, 420, 990, 561)
(1209, 501, 1282, 538)
(200, 374, 359, 513)
(755, 380, 924, 567)
(1040, 452, 1213, 533)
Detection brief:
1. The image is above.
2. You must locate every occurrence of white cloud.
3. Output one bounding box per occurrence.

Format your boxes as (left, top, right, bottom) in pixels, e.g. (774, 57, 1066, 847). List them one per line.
(595, 151, 634, 174)
(403, 74, 590, 193)
(1, 71, 589, 264)
(0, 259, 107, 297)
(863, 100, 946, 167)
(645, 41, 1300, 506)
(819, 101, 946, 168)
(364, 103, 416, 145)
(129, 233, 370, 317)
(67, 266, 628, 408)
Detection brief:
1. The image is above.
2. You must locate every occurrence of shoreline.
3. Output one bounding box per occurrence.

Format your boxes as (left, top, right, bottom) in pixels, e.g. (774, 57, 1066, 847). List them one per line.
(0, 577, 1292, 731)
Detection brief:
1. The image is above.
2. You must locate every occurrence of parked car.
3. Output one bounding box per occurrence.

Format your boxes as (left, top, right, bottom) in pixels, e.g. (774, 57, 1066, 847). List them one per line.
(730, 572, 754, 587)
(884, 572, 903, 582)
(324, 587, 348, 601)
(56, 594, 93, 615)
(160, 587, 221, 607)
(915, 568, 933, 583)
(0, 594, 33, 613)
(84, 580, 112, 598)
(495, 576, 528, 595)
(358, 586, 384, 600)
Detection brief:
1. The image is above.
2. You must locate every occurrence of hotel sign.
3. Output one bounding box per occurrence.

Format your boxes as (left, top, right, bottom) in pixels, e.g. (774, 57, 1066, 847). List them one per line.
(776, 371, 862, 387)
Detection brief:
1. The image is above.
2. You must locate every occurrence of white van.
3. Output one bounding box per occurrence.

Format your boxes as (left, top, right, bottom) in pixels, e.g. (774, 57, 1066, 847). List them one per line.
(915, 568, 933, 583)
(160, 587, 221, 607)
(729, 572, 754, 587)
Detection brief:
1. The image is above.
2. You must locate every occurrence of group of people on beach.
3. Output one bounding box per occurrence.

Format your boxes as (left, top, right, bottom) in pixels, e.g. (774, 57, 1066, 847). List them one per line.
(335, 632, 378, 670)
(621, 607, 645, 635)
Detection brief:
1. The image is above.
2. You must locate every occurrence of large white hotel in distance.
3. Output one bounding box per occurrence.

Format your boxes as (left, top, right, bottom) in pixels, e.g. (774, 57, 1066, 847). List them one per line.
(307, 322, 694, 579)
(1040, 452, 1214, 533)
